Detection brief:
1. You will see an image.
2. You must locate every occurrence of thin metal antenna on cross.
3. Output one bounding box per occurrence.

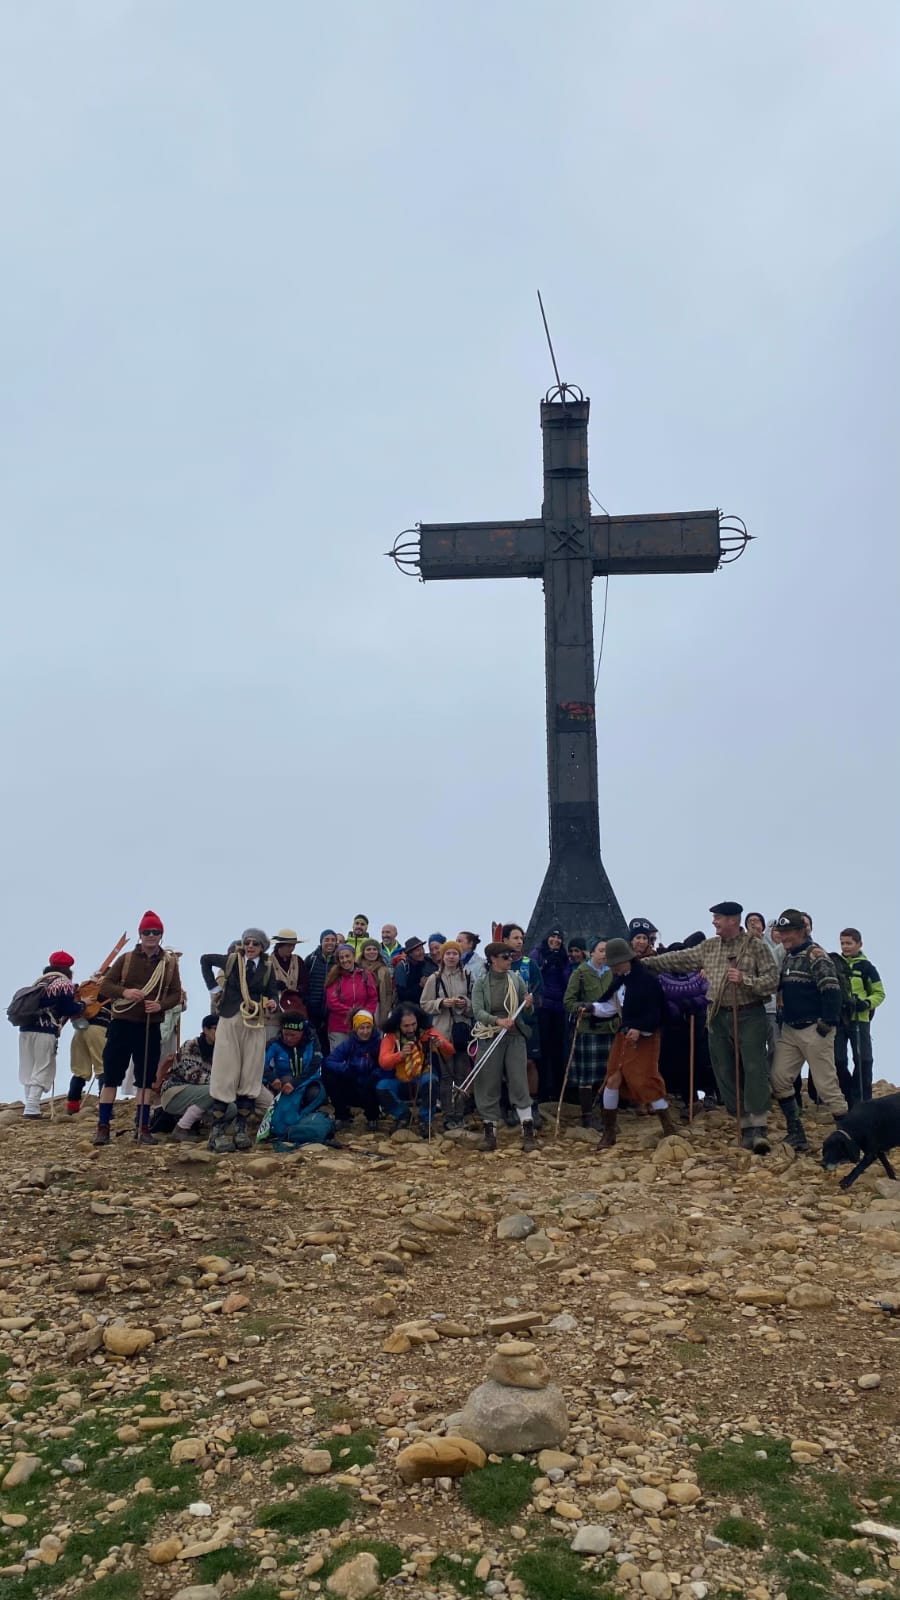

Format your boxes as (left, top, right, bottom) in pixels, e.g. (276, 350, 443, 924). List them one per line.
(537, 290, 563, 391)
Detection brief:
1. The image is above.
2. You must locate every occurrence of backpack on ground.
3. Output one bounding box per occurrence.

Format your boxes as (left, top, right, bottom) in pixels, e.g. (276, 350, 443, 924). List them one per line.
(7, 979, 49, 1028)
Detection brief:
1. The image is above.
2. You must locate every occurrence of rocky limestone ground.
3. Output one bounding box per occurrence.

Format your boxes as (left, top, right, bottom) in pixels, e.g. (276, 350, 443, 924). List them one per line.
(0, 1090, 898, 1600)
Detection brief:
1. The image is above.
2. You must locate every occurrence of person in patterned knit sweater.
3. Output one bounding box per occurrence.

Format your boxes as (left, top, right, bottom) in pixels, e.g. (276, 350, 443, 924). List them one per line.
(770, 908, 846, 1152)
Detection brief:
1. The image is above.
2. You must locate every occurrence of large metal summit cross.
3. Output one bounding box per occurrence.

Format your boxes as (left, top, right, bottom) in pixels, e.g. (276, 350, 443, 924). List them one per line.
(389, 383, 748, 944)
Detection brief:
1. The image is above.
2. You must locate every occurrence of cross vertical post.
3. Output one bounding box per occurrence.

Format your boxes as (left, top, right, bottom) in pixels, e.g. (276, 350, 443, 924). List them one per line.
(532, 390, 624, 942)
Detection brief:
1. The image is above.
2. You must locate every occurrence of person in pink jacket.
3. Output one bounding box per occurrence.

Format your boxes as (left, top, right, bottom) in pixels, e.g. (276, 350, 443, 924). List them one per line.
(325, 945, 378, 1049)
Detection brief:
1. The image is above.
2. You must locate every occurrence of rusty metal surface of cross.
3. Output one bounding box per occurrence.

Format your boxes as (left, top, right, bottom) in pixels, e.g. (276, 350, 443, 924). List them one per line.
(388, 384, 750, 945)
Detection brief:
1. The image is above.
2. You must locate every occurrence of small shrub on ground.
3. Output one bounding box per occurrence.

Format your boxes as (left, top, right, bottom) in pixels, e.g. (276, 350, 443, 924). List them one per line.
(459, 1459, 540, 1526)
(257, 1486, 353, 1536)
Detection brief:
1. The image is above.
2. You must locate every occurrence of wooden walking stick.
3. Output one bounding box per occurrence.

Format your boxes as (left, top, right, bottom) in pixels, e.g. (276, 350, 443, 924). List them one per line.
(688, 1013, 696, 1124)
(728, 958, 742, 1145)
(554, 1020, 581, 1140)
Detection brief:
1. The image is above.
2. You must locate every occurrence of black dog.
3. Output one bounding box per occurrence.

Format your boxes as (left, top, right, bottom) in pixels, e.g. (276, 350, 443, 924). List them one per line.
(822, 1092, 900, 1190)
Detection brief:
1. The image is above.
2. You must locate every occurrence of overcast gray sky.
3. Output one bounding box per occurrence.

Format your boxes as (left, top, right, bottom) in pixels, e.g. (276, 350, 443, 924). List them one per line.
(2, 0, 898, 1093)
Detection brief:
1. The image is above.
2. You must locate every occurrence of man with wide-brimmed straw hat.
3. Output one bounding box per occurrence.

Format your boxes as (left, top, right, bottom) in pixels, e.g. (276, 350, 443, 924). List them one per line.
(200, 928, 279, 1153)
(644, 901, 778, 1153)
(268, 929, 309, 1040)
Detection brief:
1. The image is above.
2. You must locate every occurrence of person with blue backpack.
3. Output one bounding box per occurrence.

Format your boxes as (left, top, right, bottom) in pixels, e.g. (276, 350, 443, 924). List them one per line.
(259, 1013, 334, 1148)
(323, 1010, 383, 1130)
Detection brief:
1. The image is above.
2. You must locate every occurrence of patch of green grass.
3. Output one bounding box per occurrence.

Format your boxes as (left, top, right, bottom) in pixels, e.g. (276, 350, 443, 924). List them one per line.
(257, 1486, 353, 1536)
(316, 1428, 377, 1468)
(672, 1339, 708, 1364)
(766, 1552, 833, 1600)
(831, 1545, 877, 1578)
(714, 1515, 765, 1549)
(320, 1539, 403, 1580)
(233, 1430, 292, 1457)
(314, 1394, 356, 1424)
(697, 1438, 897, 1600)
(459, 1459, 540, 1527)
(429, 1554, 483, 1598)
(870, 1475, 900, 1522)
(269, 1464, 297, 1486)
(235, 1586, 281, 1600)
(78, 1575, 142, 1600)
(514, 1539, 621, 1600)
(696, 1434, 794, 1498)
(195, 1545, 256, 1583)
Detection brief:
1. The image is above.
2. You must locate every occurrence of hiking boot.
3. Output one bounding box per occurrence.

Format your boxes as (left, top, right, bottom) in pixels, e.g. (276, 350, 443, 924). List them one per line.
(134, 1127, 157, 1146)
(778, 1096, 809, 1153)
(172, 1125, 198, 1142)
(503, 1107, 519, 1129)
(521, 1119, 537, 1153)
(580, 1113, 593, 1129)
(751, 1129, 772, 1155)
(598, 1109, 618, 1150)
(66, 1100, 81, 1116)
(656, 1106, 680, 1138)
(530, 1103, 544, 1130)
(207, 1119, 235, 1154)
(232, 1115, 253, 1151)
(477, 1121, 497, 1153)
(91, 1123, 110, 1146)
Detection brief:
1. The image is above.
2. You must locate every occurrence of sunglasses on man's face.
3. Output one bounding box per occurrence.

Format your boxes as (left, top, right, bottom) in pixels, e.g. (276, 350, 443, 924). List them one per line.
(245, 939, 262, 948)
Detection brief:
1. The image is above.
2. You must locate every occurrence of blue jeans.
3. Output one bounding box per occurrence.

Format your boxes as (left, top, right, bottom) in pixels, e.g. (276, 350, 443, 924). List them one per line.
(376, 1073, 437, 1123)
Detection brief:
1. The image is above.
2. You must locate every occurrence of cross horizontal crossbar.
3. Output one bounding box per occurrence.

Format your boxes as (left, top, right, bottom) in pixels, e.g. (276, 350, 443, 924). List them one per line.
(416, 510, 721, 580)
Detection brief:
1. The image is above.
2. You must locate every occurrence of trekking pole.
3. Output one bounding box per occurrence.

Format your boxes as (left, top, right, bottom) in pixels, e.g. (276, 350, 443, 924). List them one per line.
(458, 999, 530, 1095)
(554, 1021, 581, 1141)
(688, 1013, 696, 1124)
(134, 1013, 151, 1141)
(728, 959, 742, 1145)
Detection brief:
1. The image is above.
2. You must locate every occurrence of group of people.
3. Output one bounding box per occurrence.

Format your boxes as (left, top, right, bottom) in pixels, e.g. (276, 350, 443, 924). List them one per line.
(9, 905, 885, 1159)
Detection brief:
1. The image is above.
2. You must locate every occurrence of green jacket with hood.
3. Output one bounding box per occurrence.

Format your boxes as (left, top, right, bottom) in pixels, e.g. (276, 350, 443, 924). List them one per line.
(845, 951, 885, 1023)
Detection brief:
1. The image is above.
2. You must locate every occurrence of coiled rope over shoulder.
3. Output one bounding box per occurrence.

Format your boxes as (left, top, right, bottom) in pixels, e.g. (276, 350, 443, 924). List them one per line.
(110, 950, 173, 1017)
(237, 954, 265, 1027)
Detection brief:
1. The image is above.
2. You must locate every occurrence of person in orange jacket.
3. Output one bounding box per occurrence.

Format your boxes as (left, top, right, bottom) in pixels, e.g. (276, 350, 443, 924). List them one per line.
(376, 1003, 453, 1137)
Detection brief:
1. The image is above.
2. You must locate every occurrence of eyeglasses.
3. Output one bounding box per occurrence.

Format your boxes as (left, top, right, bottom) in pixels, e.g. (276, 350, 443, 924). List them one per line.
(496, 953, 513, 960)
(244, 939, 262, 948)
(142, 930, 162, 937)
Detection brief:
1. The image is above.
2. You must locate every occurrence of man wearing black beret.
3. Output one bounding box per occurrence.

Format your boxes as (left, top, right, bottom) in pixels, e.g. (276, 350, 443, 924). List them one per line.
(644, 901, 778, 1153)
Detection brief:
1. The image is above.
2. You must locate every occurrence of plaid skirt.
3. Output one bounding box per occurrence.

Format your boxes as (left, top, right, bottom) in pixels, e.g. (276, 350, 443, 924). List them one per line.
(570, 1030, 613, 1088)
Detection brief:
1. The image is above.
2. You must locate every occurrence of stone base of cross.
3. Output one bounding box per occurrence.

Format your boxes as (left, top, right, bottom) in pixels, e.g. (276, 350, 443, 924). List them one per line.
(389, 383, 749, 943)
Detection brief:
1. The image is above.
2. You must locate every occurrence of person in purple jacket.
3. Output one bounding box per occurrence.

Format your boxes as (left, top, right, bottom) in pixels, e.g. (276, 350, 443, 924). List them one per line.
(530, 926, 569, 1099)
(657, 941, 718, 1111)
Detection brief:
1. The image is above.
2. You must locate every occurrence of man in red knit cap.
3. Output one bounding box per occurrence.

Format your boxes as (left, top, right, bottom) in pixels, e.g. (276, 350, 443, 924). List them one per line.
(96, 912, 182, 1146)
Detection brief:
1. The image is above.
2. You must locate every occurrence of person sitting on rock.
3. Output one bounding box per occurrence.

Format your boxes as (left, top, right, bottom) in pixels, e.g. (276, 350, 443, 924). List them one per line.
(323, 1010, 383, 1130)
(154, 1014, 274, 1141)
(257, 1014, 333, 1147)
(597, 938, 679, 1150)
(377, 1003, 451, 1137)
(264, 1007, 321, 1097)
(155, 1014, 219, 1140)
